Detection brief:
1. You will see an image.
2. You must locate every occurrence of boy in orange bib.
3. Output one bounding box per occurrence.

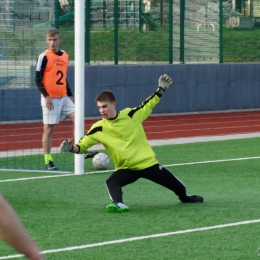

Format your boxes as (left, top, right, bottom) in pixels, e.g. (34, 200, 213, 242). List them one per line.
(35, 29, 75, 170)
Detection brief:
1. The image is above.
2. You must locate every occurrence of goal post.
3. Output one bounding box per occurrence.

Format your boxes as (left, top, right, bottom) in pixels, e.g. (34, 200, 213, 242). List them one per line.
(74, 0, 85, 175)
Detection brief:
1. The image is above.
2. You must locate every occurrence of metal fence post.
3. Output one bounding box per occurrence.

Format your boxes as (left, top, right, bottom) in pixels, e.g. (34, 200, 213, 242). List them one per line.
(85, 0, 90, 63)
(219, 0, 223, 63)
(169, 0, 173, 64)
(54, 0, 59, 29)
(139, 0, 143, 32)
(114, 0, 119, 65)
(180, 0, 185, 63)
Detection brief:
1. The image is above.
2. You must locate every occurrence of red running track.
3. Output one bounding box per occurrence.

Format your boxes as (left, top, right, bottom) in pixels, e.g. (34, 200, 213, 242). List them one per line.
(1, 111, 260, 151)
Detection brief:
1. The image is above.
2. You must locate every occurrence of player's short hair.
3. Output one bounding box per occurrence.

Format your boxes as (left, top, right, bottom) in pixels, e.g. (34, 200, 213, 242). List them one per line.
(47, 28, 60, 37)
(95, 90, 116, 103)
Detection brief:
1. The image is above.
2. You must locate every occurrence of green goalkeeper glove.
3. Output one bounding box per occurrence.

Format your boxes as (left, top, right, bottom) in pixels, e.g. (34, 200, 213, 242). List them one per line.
(59, 139, 73, 153)
(157, 74, 173, 94)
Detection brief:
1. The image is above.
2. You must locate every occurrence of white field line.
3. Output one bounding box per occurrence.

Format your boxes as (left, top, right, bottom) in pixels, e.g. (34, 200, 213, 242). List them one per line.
(1, 155, 260, 182)
(0, 219, 260, 259)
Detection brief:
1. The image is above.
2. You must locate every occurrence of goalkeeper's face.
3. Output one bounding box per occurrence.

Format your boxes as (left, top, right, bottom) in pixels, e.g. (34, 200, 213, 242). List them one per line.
(97, 101, 116, 119)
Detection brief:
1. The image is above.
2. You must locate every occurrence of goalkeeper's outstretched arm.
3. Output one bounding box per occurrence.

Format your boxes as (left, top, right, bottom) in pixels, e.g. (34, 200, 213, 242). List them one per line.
(59, 75, 173, 154)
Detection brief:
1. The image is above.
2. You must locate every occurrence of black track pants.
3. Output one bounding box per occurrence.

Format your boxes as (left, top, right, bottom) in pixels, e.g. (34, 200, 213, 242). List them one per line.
(105, 164, 187, 203)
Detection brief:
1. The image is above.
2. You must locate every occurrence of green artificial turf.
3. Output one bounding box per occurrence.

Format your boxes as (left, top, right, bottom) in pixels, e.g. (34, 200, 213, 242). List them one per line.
(0, 138, 259, 259)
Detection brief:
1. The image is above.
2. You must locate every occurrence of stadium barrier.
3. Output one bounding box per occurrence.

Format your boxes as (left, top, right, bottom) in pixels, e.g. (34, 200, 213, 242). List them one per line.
(1, 63, 260, 122)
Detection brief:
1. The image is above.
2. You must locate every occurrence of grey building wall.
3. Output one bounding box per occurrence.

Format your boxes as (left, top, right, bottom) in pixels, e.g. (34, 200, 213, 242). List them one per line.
(1, 63, 260, 121)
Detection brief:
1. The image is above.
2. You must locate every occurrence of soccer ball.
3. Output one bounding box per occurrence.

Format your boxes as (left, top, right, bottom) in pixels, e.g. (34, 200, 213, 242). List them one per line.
(92, 153, 110, 170)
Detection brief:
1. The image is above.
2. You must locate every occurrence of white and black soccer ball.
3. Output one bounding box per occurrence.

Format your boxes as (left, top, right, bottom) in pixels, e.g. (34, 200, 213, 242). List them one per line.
(92, 153, 110, 170)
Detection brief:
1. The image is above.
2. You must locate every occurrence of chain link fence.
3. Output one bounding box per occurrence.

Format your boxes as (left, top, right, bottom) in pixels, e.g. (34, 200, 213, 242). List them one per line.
(0, 0, 260, 89)
(87, 0, 221, 63)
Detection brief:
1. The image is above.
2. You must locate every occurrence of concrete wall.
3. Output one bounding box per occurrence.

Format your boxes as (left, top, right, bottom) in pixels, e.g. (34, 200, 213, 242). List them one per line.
(1, 63, 260, 121)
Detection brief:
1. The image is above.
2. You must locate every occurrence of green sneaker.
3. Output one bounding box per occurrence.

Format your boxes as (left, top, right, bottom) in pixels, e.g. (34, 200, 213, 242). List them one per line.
(106, 203, 129, 213)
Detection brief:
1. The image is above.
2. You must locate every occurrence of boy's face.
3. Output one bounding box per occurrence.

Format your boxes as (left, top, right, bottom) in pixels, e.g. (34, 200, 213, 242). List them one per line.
(97, 101, 116, 119)
(46, 34, 61, 52)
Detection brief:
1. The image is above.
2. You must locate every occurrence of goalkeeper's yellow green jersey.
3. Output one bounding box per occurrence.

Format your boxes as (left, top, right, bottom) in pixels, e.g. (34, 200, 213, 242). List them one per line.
(77, 92, 161, 170)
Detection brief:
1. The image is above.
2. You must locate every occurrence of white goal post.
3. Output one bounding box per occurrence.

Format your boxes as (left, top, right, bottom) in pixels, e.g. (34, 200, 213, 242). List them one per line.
(74, 0, 85, 175)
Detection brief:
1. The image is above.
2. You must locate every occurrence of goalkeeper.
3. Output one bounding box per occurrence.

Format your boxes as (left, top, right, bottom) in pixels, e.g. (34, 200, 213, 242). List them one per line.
(60, 74, 204, 213)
